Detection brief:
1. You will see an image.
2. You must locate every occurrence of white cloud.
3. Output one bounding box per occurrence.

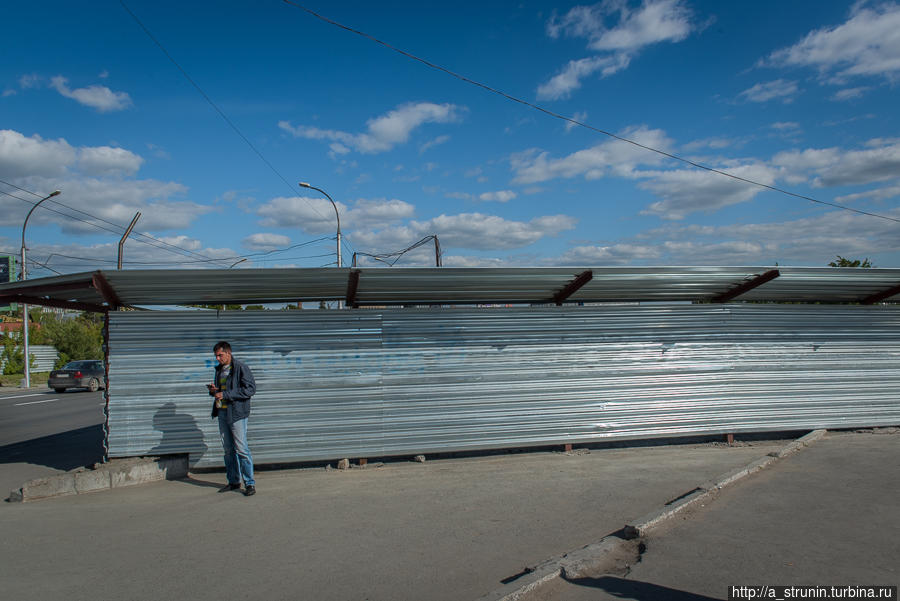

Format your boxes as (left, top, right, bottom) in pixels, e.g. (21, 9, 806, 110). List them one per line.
(770, 121, 800, 131)
(419, 134, 450, 153)
(0, 130, 212, 235)
(682, 136, 734, 151)
(441, 255, 508, 267)
(835, 184, 900, 203)
(510, 125, 672, 184)
(78, 146, 144, 176)
(548, 0, 694, 51)
(279, 102, 462, 154)
(242, 233, 292, 251)
(478, 190, 517, 203)
(0, 175, 206, 232)
(831, 86, 871, 101)
(773, 139, 900, 187)
(540, 0, 695, 98)
(639, 163, 777, 220)
(18, 74, 42, 89)
(765, 3, 900, 83)
(347, 213, 577, 253)
(565, 111, 588, 132)
(553, 243, 662, 265)
(631, 208, 900, 265)
(18, 237, 240, 275)
(49, 76, 132, 112)
(537, 55, 630, 100)
(257, 196, 415, 233)
(738, 79, 799, 103)
(419, 213, 576, 250)
(0, 130, 77, 178)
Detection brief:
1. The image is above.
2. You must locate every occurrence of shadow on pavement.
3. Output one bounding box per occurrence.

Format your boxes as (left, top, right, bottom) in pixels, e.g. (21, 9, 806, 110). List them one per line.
(0, 424, 104, 471)
(565, 575, 722, 601)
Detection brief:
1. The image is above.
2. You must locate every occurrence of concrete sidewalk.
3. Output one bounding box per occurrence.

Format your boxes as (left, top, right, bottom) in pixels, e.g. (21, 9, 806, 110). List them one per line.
(1, 436, 791, 601)
(531, 429, 900, 601)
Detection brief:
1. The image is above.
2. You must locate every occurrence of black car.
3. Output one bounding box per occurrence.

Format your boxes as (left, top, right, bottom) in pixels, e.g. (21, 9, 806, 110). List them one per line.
(48, 360, 106, 393)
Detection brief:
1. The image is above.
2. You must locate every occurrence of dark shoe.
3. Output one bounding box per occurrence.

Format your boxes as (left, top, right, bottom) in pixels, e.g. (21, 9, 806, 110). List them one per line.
(218, 483, 241, 493)
(244, 485, 256, 496)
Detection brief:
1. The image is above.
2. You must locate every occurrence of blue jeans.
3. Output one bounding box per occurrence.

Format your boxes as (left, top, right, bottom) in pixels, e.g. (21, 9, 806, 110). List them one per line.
(218, 415, 254, 486)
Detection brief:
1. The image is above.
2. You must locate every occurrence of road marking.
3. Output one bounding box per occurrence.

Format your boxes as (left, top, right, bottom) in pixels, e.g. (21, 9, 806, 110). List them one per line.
(2, 393, 46, 401)
(15, 398, 60, 406)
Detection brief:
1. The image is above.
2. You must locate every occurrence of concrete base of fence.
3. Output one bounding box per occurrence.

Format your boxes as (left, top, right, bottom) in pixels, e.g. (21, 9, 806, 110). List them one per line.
(8, 455, 188, 503)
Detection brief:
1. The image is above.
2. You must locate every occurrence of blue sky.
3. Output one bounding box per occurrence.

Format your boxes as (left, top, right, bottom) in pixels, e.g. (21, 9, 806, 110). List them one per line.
(2, 0, 899, 276)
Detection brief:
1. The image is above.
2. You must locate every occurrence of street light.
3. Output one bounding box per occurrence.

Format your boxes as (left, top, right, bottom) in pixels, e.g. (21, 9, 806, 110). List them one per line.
(298, 182, 341, 269)
(20, 190, 61, 388)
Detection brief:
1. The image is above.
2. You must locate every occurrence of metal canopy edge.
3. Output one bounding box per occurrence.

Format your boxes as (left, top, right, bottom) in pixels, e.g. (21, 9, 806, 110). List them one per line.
(2, 266, 900, 309)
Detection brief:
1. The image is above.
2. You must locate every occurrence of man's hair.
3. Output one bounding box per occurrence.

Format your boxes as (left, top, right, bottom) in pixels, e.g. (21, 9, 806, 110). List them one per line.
(213, 341, 232, 353)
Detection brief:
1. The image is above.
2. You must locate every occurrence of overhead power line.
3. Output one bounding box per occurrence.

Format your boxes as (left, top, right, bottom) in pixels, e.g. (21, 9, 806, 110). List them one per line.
(282, 1, 900, 226)
(119, 0, 357, 254)
(354, 235, 440, 266)
(0, 181, 231, 265)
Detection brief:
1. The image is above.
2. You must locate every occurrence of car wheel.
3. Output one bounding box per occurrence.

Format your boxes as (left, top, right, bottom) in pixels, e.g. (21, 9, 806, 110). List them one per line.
(88, 378, 99, 393)
(54, 388, 66, 393)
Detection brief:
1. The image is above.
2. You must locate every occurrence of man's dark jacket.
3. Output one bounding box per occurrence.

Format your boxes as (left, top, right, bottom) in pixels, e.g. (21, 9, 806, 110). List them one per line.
(210, 357, 256, 425)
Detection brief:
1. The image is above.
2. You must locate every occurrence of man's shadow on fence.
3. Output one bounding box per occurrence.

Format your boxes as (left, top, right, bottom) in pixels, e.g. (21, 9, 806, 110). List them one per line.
(150, 402, 219, 488)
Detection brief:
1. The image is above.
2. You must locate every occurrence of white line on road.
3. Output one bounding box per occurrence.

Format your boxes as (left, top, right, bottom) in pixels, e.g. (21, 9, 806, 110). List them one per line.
(2, 393, 46, 401)
(15, 398, 60, 406)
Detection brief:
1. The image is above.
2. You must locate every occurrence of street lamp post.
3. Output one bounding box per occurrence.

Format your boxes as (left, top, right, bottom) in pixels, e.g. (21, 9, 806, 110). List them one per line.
(20, 190, 61, 388)
(298, 182, 341, 269)
(299, 182, 343, 309)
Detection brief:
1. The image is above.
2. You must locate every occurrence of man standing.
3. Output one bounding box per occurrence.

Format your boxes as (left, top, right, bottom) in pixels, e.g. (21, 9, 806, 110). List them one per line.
(209, 341, 257, 496)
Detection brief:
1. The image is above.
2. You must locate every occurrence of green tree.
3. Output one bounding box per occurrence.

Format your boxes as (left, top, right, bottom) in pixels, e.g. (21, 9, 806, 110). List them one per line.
(828, 256, 873, 268)
(2, 332, 34, 375)
(40, 313, 104, 368)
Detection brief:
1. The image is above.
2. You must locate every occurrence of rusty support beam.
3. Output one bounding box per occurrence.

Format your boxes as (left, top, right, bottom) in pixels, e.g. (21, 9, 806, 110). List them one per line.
(91, 271, 122, 309)
(346, 269, 361, 308)
(725, 433, 734, 445)
(564, 443, 573, 452)
(552, 270, 593, 306)
(713, 269, 780, 302)
(0, 294, 106, 313)
(358, 458, 367, 467)
(861, 283, 900, 305)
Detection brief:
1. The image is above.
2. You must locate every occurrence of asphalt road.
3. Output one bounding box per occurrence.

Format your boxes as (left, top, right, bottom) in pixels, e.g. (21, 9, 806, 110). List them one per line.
(1, 437, 793, 601)
(0, 388, 105, 495)
(533, 430, 900, 601)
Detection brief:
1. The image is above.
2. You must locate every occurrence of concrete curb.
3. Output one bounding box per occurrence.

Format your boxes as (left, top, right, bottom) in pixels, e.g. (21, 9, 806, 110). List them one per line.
(7, 455, 189, 503)
(623, 429, 826, 539)
(477, 430, 828, 601)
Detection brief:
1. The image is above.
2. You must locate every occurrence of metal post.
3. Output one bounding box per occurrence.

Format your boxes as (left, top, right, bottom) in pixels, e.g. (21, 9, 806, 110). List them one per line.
(433, 235, 442, 267)
(20, 190, 61, 388)
(117, 212, 141, 269)
(299, 181, 343, 308)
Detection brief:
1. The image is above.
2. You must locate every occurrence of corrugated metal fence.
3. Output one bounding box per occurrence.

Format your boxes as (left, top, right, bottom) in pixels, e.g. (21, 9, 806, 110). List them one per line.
(106, 305, 900, 467)
(0, 344, 59, 373)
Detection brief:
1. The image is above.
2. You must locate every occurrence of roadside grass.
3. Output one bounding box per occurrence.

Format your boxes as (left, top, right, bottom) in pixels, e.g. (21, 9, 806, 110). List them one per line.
(0, 372, 50, 387)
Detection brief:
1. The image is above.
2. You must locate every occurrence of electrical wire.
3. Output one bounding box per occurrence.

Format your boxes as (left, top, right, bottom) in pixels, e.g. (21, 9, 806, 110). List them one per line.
(0, 183, 236, 267)
(2, 182, 338, 270)
(118, 0, 358, 255)
(31, 242, 335, 267)
(354, 235, 439, 266)
(0, 179, 232, 265)
(282, 1, 900, 226)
